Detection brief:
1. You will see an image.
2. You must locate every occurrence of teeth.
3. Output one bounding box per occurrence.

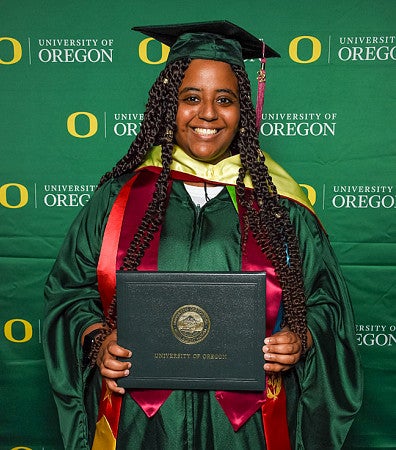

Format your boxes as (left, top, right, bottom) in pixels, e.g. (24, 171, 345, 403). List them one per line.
(194, 128, 218, 135)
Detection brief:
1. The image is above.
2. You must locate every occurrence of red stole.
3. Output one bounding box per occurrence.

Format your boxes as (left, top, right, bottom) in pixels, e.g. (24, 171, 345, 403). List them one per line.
(95, 168, 291, 449)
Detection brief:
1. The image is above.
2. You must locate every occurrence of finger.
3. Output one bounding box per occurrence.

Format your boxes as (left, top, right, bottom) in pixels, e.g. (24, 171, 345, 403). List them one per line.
(107, 342, 132, 358)
(264, 330, 298, 345)
(105, 329, 132, 356)
(104, 377, 126, 395)
(263, 362, 293, 373)
(103, 357, 131, 372)
(100, 364, 130, 381)
(262, 341, 301, 356)
(264, 351, 300, 366)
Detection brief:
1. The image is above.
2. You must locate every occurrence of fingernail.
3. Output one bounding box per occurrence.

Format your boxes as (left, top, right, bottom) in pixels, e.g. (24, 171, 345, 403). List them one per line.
(264, 338, 270, 344)
(263, 346, 269, 353)
(124, 370, 130, 376)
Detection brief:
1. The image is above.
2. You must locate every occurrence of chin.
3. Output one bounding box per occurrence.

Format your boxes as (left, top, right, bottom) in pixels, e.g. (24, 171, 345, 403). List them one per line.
(189, 149, 228, 164)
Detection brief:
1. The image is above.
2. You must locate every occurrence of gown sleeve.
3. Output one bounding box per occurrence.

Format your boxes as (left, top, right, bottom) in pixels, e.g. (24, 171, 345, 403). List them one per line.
(42, 177, 125, 449)
(283, 199, 363, 449)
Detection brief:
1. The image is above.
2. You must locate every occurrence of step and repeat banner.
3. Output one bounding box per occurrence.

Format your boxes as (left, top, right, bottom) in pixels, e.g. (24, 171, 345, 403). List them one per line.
(1, 1, 394, 448)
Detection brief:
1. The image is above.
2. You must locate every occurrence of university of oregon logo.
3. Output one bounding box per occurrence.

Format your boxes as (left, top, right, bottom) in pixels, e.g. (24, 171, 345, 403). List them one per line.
(171, 305, 210, 344)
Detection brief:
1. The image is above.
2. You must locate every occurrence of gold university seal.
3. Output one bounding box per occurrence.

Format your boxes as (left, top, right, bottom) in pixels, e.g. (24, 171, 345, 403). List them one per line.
(171, 304, 211, 344)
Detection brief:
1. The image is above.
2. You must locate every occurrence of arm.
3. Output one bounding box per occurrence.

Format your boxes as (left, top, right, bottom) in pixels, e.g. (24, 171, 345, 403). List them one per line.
(280, 199, 363, 448)
(42, 177, 127, 449)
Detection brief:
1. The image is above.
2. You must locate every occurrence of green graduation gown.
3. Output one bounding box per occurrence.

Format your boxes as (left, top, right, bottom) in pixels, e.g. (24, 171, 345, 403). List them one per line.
(43, 151, 362, 450)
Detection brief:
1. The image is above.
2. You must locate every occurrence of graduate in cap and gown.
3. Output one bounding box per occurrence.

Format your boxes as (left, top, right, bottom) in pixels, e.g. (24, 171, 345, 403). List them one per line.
(43, 21, 363, 450)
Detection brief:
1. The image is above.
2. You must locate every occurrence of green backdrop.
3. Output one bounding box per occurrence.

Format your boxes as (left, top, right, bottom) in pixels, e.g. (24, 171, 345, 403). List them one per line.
(1, 1, 395, 448)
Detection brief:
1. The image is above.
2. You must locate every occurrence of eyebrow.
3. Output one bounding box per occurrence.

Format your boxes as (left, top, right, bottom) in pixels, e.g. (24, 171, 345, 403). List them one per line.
(179, 87, 239, 99)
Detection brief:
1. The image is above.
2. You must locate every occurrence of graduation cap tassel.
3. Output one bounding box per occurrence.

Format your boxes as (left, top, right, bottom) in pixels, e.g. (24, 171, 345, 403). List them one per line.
(255, 42, 266, 130)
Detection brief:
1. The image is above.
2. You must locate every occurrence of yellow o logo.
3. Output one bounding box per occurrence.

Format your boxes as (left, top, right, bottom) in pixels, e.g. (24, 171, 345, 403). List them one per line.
(0, 183, 28, 208)
(289, 36, 321, 64)
(4, 319, 33, 343)
(0, 37, 22, 64)
(138, 37, 169, 65)
(299, 184, 317, 205)
(11, 447, 32, 450)
(67, 112, 98, 138)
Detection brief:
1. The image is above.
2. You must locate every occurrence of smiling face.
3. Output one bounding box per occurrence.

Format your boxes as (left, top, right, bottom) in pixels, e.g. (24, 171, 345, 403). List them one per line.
(175, 59, 240, 164)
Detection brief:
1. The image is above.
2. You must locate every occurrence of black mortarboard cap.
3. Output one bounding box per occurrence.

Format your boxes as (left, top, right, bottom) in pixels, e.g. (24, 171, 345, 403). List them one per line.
(132, 20, 280, 67)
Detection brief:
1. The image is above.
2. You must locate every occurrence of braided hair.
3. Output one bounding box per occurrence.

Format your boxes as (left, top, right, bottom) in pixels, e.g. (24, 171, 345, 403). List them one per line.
(232, 65, 307, 350)
(98, 58, 307, 351)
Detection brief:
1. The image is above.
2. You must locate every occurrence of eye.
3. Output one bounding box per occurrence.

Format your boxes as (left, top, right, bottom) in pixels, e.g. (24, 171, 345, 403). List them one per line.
(180, 95, 200, 104)
(217, 96, 235, 105)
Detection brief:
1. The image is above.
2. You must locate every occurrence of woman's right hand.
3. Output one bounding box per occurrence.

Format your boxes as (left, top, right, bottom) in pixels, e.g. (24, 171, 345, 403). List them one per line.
(96, 329, 132, 394)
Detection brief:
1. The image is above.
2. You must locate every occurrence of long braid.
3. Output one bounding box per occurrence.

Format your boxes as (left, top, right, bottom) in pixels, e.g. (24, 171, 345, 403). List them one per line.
(232, 65, 308, 351)
(118, 60, 189, 271)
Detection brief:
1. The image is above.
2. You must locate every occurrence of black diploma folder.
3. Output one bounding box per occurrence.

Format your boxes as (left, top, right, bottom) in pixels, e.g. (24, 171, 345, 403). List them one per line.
(116, 271, 266, 390)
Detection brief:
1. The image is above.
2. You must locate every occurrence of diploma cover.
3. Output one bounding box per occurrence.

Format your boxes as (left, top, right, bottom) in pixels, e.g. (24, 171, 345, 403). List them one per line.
(117, 271, 266, 390)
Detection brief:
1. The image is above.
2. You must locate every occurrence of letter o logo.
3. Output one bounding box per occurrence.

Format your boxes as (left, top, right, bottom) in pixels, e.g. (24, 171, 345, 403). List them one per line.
(4, 319, 33, 343)
(67, 112, 98, 138)
(299, 184, 317, 206)
(289, 36, 321, 64)
(0, 183, 28, 208)
(0, 37, 22, 64)
(138, 37, 169, 65)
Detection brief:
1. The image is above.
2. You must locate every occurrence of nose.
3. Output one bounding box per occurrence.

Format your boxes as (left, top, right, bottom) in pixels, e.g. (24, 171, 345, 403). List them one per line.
(198, 99, 218, 121)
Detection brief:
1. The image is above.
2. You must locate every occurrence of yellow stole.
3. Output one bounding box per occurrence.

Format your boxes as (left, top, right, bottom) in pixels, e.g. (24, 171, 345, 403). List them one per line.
(140, 145, 315, 214)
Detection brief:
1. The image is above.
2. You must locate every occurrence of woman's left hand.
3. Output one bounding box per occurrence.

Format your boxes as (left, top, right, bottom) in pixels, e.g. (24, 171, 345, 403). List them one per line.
(262, 328, 309, 372)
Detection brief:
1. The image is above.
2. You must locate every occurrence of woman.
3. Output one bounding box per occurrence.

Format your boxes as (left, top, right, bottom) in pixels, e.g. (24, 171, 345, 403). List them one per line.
(43, 21, 362, 449)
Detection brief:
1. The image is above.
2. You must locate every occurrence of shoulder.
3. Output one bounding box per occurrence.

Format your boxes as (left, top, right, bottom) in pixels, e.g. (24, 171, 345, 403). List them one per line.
(65, 173, 136, 239)
(94, 172, 135, 198)
(86, 173, 135, 211)
(263, 151, 315, 215)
